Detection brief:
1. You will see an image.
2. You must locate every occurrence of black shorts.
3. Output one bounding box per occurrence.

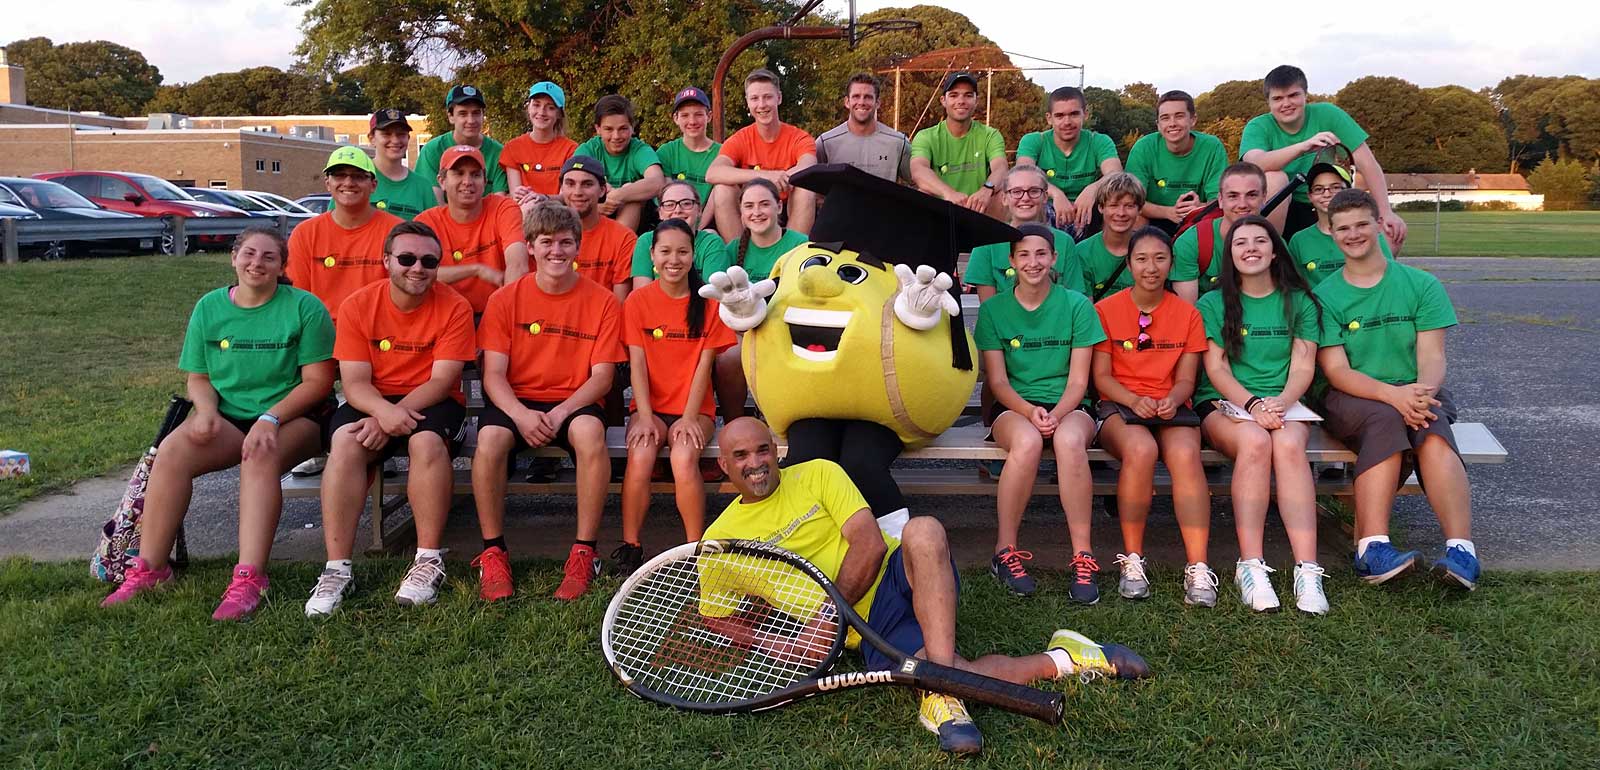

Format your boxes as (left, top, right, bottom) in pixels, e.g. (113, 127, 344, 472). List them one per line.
(1194, 398, 1220, 423)
(326, 397, 467, 461)
(1321, 387, 1460, 479)
(1283, 199, 1318, 240)
(983, 399, 1092, 441)
(476, 399, 607, 456)
(630, 411, 687, 430)
(1096, 399, 1201, 428)
(222, 398, 337, 446)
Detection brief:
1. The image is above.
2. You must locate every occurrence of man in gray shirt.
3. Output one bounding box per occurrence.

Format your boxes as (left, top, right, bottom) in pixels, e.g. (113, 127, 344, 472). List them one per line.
(815, 72, 913, 184)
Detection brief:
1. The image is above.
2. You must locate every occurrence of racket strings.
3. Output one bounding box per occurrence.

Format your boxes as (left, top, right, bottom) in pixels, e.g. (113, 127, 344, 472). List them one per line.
(610, 552, 843, 704)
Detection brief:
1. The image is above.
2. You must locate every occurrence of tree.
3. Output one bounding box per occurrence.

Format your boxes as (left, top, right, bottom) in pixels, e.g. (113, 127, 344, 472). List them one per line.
(1082, 85, 1151, 154)
(145, 67, 330, 116)
(1335, 76, 1435, 172)
(1527, 156, 1594, 210)
(1423, 86, 1508, 173)
(2, 36, 162, 115)
(1491, 75, 1583, 172)
(325, 64, 449, 115)
(1120, 82, 1157, 108)
(1195, 79, 1261, 125)
(1545, 79, 1600, 167)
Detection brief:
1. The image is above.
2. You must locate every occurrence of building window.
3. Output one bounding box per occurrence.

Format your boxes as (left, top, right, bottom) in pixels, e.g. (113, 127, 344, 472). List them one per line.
(209, 180, 229, 189)
(271, 160, 282, 174)
(255, 159, 265, 172)
(335, 133, 350, 144)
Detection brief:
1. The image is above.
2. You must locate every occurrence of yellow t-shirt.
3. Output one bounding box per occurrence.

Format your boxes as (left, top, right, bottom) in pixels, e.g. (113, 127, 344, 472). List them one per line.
(701, 460, 898, 622)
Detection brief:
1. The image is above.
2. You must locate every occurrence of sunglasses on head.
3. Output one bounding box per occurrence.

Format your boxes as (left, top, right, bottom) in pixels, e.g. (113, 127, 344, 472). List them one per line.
(391, 253, 441, 269)
(1135, 309, 1154, 350)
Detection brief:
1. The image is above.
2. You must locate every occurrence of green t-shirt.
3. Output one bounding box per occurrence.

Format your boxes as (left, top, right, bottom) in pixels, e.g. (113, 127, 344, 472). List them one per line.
(1287, 224, 1395, 288)
(1194, 289, 1322, 404)
(1172, 217, 1226, 288)
(910, 120, 1005, 195)
(178, 285, 334, 421)
(1240, 103, 1368, 203)
(1313, 262, 1456, 386)
(974, 285, 1106, 404)
(656, 138, 721, 202)
(1075, 233, 1133, 298)
(416, 133, 508, 194)
(370, 167, 438, 221)
(630, 229, 729, 279)
(1015, 129, 1119, 199)
(726, 229, 810, 280)
(965, 227, 1084, 296)
(1125, 131, 1229, 208)
(574, 137, 661, 187)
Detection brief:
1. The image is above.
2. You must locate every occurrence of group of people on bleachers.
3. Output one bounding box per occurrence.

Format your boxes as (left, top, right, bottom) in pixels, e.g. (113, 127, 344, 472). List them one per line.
(99, 63, 1478, 632)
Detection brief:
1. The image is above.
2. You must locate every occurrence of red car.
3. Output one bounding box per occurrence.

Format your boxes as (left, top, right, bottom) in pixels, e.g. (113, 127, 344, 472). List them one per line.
(34, 170, 247, 253)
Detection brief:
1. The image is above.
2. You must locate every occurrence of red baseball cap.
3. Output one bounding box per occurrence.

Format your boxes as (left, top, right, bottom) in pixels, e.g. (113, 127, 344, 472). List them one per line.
(440, 144, 485, 171)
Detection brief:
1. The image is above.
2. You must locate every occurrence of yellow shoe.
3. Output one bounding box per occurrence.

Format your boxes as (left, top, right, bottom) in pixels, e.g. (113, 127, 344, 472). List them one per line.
(1047, 629, 1152, 681)
(917, 691, 983, 755)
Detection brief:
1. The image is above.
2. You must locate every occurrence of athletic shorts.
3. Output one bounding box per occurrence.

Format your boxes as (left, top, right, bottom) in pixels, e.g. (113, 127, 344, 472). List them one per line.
(1321, 387, 1459, 479)
(326, 397, 467, 460)
(1194, 398, 1220, 423)
(1283, 199, 1318, 240)
(861, 547, 960, 671)
(983, 399, 1093, 441)
(476, 398, 606, 456)
(222, 398, 336, 447)
(1096, 399, 1200, 427)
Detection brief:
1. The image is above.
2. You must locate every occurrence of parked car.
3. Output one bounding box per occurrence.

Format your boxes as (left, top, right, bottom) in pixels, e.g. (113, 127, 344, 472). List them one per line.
(34, 171, 247, 254)
(184, 187, 282, 218)
(0, 176, 147, 259)
(245, 191, 317, 216)
(293, 193, 332, 212)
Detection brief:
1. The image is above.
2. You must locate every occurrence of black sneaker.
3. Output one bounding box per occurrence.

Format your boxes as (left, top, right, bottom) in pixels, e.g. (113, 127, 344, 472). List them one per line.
(1067, 551, 1101, 605)
(990, 546, 1036, 597)
(611, 543, 645, 576)
(524, 457, 560, 483)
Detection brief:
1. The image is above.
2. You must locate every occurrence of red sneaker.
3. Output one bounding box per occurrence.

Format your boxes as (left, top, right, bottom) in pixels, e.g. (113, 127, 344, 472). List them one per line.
(472, 546, 515, 602)
(553, 544, 601, 601)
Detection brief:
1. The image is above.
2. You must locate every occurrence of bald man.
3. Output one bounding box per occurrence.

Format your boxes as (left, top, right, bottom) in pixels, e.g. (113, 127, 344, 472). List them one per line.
(700, 417, 1150, 755)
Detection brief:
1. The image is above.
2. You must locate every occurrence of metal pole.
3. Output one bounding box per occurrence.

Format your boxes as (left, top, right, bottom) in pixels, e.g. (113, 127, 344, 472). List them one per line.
(2, 219, 17, 264)
(710, 25, 847, 141)
(893, 67, 901, 133)
(985, 70, 993, 124)
(1434, 188, 1442, 256)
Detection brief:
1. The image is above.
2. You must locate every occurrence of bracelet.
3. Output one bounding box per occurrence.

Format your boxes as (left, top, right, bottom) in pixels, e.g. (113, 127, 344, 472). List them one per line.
(257, 413, 282, 427)
(1244, 397, 1264, 412)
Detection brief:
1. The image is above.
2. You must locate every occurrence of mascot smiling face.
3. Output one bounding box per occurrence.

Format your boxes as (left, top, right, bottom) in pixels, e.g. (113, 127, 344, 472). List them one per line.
(744, 243, 977, 448)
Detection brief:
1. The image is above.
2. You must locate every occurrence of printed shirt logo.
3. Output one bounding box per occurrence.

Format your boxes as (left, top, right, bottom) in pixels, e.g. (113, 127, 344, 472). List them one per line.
(520, 320, 597, 341)
(211, 336, 292, 352)
(372, 336, 438, 354)
(320, 251, 381, 269)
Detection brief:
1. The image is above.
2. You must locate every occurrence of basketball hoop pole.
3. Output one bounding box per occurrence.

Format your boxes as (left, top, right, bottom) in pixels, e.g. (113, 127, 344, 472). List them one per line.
(712, 24, 846, 142)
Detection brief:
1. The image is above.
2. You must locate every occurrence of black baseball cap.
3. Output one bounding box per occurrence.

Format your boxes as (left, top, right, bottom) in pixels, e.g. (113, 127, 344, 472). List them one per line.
(445, 84, 486, 109)
(560, 155, 607, 185)
(941, 72, 980, 93)
(369, 108, 411, 132)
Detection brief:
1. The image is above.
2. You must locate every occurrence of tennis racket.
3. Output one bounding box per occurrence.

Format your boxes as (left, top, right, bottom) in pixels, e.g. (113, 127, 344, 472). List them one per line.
(601, 539, 1064, 724)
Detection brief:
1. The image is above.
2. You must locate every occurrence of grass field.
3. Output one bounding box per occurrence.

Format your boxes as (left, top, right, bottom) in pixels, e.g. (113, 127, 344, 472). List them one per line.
(3, 557, 1597, 769)
(1396, 210, 1600, 257)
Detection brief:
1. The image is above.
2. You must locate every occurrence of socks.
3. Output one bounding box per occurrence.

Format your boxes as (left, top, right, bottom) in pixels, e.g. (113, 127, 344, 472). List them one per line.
(415, 548, 445, 562)
(326, 559, 353, 576)
(1356, 535, 1390, 557)
(483, 536, 507, 552)
(1445, 538, 1477, 557)
(1044, 648, 1076, 679)
(575, 539, 598, 550)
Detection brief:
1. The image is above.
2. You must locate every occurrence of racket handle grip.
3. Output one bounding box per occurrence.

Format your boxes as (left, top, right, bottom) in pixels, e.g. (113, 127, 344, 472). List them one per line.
(910, 660, 1064, 725)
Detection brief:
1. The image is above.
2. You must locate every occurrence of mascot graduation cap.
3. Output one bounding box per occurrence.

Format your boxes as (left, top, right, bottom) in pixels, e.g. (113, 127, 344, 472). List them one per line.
(700, 164, 1020, 535)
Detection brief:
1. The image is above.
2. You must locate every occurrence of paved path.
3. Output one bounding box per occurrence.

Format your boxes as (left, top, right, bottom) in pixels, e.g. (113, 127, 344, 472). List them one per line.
(4, 257, 1596, 573)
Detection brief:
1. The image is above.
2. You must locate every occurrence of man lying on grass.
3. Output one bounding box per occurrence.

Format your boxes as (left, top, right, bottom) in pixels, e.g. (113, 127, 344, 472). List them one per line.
(703, 417, 1152, 756)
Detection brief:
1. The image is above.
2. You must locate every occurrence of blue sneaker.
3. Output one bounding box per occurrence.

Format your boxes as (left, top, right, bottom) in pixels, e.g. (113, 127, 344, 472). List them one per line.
(1433, 545, 1480, 591)
(919, 692, 983, 755)
(1353, 541, 1419, 585)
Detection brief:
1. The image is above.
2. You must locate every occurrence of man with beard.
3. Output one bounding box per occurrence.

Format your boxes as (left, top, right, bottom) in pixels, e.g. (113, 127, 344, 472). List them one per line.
(815, 73, 912, 184)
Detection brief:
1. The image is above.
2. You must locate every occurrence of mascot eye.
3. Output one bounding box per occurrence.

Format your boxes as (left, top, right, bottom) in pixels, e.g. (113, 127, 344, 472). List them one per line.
(800, 255, 832, 270)
(835, 264, 868, 284)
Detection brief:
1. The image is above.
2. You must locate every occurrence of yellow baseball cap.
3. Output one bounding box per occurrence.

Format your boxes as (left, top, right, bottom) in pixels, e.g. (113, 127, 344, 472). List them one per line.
(324, 146, 376, 176)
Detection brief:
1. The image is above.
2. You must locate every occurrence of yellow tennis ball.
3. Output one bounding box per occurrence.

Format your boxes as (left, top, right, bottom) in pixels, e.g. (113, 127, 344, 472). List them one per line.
(676, 173, 686, 180)
(323, 256, 336, 268)
(1005, 267, 1016, 278)
(452, 250, 464, 262)
(1046, 169, 1056, 177)
(1009, 338, 1021, 349)
(218, 339, 230, 350)
(376, 201, 387, 209)
(1157, 179, 1168, 188)
(1240, 328, 1250, 337)
(522, 163, 531, 171)
(1348, 320, 1361, 330)
(378, 339, 392, 352)
(1122, 339, 1134, 351)
(1095, 282, 1105, 290)
(528, 322, 542, 335)
(652, 328, 665, 340)
(1306, 261, 1317, 271)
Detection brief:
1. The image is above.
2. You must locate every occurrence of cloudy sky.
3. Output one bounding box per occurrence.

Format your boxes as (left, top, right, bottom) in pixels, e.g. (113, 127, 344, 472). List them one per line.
(11, 0, 1599, 93)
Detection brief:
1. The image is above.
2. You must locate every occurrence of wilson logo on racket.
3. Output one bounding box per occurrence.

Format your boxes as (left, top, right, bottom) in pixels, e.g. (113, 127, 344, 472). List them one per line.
(816, 670, 893, 691)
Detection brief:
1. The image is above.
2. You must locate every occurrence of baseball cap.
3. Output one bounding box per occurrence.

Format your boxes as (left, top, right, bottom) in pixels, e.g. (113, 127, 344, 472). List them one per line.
(440, 144, 486, 171)
(323, 146, 376, 176)
(941, 71, 980, 93)
(672, 86, 711, 112)
(445, 84, 486, 109)
(369, 108, 411, 133)
(560, 155, 606, 185)
(525, 81, 566, 109)
(1306, 162, 1353, 186)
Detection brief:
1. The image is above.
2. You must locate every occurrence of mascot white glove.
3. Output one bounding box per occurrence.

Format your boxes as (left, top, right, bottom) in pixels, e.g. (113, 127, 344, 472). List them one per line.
(892, 264, 961, 331)
(699, 265, 776, 332)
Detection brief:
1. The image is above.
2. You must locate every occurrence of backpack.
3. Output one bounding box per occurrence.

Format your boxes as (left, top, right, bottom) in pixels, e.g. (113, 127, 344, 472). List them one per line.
(90, 397, 192, 582)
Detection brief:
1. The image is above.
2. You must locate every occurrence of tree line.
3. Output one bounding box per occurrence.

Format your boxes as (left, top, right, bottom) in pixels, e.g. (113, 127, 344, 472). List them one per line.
(5, 2, 1597, 187)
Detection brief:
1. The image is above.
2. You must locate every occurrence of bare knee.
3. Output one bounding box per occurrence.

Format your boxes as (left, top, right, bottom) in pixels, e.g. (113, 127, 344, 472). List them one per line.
(568, 416, 606, 460)
(1122, 434, 1159, 468)
(1237, 428, 1273, 465)
(474, 426, 515, 460)
(1008, 430, 1044, 464)
(900, 516, 949, 556)
(407, 432, 448, 465)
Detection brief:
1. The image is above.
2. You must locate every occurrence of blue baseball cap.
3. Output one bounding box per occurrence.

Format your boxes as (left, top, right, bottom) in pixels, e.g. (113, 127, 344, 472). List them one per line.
(672, 86, 711, 112)
(526, 81, 566, 110)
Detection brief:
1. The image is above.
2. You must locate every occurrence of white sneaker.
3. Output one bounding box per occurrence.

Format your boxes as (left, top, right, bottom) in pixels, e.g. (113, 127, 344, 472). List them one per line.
(395, 555, 446, 606)
(1293, 561, 1330, 615)
(304, 568, 354, 617)
(1183, 562, 1219, 607)
(1234, 558, 1281, 613)
(290, 455, 327, 477)
(1115, 553, 1150, 599)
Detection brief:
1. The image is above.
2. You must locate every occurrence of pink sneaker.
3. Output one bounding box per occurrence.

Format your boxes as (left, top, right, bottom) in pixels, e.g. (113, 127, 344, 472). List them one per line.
(212, 564, 270, 621)
(100, 557, 173, 607)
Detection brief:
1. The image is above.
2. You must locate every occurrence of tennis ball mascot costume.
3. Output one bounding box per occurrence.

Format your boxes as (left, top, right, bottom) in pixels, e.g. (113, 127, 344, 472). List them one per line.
(701, 165, 1020, 535)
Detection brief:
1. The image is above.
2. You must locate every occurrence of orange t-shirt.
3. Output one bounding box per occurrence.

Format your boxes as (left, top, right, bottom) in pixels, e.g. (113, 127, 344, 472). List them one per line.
(719, 122, 816, 172)
(1093, 289, 1208, 400)
(477, 275, 625, 402)
(621, 282, 737, 417)
(286, 210, 405, 323)
(574, 216, 638, 289)
(333, 279, 477, 402)
(414, 195, 526, 313)
(500, 134, 578, 196)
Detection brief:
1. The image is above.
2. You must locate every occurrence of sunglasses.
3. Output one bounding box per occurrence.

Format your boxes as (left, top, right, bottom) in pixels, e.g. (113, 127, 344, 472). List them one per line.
(391, 253, 441, 269)
(1135, 310, 1154, 350)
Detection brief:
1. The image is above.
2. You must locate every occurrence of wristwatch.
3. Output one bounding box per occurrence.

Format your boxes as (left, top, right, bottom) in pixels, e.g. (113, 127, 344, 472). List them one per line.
(982, 181, 996, 191)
